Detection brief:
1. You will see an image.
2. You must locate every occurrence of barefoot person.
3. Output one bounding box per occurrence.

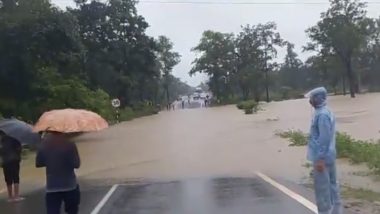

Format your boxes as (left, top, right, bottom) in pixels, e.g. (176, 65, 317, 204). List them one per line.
(36, 131, 81, 214)
(306, 87, 342, 214)
(0, 132, 23, 202)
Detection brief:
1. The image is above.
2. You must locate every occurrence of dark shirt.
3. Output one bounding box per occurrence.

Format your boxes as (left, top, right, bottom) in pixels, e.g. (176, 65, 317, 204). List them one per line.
(36, 134, 80, 192)
(0, 136, 22, 165)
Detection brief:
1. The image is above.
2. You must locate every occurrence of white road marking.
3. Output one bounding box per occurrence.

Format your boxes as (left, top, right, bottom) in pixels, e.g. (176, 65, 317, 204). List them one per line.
(256, 172, 318, 213)
(91, 184, 119, 214)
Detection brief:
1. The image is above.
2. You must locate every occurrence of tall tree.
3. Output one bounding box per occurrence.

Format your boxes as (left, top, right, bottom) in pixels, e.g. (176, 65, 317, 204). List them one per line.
(235, 23, 284, 102)
(156, 36, 181, 107)
(306, 0, 372, 97)
(255, 23, 284, 102)
(71, 0, 159, 105)
(279, 43, 303, 90)
(190, 31, 236, 101)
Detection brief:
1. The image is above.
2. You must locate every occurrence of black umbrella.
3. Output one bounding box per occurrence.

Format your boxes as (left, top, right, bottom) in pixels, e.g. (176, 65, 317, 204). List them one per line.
(0, 119, 40, 145)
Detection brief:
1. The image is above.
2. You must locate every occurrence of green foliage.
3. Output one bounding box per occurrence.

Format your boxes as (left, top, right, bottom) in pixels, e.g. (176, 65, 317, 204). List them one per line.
(275, 130, 308, 146)
(191, 23, 284, 103)
(190, 31, 236, 101)
(118, 105, 159, 122)
(341, 186, 380, 202)
(157, 36, 181, 105)
(336, 133, 380, 173)
(305, 0, 371, 98)
(236, 100, 258, 114)
(0, 0, 190, 122)
(277, 130, 380, 174)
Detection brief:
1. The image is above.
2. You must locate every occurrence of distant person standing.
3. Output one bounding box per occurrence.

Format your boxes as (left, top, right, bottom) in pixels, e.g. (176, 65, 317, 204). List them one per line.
(36, 132, 81, 214)
(306, 87, 342, 214)
(203, 99, 206, 108)
(0, 132, 23, 202)
(181, 100, 185, 109)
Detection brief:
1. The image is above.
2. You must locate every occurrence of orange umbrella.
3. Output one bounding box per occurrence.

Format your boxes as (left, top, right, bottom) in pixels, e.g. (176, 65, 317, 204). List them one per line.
(33, 109, 108, 133)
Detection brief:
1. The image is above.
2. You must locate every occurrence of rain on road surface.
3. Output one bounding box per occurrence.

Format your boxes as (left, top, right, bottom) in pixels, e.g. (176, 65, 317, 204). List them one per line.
(3, 95, 374, 213)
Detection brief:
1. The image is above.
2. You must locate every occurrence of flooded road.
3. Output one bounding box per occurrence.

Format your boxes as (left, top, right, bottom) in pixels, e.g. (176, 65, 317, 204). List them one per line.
(0, 177, 316, 214)
(2, 93, 380, 213)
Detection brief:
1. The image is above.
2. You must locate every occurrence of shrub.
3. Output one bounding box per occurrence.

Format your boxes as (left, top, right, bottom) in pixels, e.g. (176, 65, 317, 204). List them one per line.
(236, 100, 258, 114)
(244, 108, 253, 114)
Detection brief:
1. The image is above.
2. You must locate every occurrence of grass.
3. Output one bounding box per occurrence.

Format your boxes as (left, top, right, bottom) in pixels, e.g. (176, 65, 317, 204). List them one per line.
(276, 130, 380, 174)
(342, 186, 380, 202)
(275, 130, 308, 146)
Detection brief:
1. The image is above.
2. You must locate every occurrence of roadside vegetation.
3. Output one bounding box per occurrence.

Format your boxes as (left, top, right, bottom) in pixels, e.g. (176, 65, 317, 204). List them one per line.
(190, 0, 380, 104)
(0, 0, 193, 123)
(276, 130, 380, 174)
(236, 100, 259, 114)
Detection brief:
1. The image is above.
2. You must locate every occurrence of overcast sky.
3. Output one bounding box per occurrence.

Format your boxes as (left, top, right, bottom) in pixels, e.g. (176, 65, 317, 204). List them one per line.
(52, 0, 380, 86)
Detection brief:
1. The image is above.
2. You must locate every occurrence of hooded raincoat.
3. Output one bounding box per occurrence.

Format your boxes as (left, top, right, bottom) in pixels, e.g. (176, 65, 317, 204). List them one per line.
(306, 87, 342, 214)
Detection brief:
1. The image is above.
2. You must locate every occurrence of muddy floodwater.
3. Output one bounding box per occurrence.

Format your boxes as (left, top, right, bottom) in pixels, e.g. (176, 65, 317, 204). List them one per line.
(2, 93, 380, 196)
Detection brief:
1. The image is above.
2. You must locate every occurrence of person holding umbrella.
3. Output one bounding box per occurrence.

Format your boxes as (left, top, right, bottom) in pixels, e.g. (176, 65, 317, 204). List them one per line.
(0, 131, 23, 202)
(36, 131, 81, 214)
(34, 109, 108, 214)
(0, 118, 39, 202)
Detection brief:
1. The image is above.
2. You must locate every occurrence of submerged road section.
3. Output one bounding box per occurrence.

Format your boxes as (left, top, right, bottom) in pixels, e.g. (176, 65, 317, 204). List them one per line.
(95, 176, 316, 214)
(0, 175, 318, 214)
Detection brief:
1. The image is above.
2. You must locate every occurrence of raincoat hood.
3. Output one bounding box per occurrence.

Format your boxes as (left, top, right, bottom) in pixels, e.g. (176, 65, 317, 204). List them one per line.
(305, 87, 327, 108)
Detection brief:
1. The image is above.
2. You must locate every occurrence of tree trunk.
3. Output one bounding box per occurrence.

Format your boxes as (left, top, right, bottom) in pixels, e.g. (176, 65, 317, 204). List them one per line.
(355, 71, 360, 94)
(165, 85, 170, 110)
(265, 70, 270, 102)
(345, 59, 356, 98)
(342, 74, 346, 96)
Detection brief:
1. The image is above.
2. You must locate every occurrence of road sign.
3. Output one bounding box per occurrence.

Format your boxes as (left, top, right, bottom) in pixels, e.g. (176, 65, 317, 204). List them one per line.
(111, 99, 121, 108)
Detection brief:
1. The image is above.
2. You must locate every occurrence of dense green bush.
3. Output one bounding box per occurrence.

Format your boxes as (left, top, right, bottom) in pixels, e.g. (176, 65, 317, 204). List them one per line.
(236, 100, 258, 114)
(116, 105, 159, 123)
(336, 133, 380, 173)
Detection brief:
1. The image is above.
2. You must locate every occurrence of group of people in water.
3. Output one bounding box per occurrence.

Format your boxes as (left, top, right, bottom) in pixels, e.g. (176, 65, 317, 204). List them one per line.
(167, 95, 210, 111)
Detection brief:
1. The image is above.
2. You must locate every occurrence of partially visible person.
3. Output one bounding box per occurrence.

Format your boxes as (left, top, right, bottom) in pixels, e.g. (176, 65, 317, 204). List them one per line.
(36, 131, 81, 214)
(0, 131, 23, 202)
(306, 87, 342, 214)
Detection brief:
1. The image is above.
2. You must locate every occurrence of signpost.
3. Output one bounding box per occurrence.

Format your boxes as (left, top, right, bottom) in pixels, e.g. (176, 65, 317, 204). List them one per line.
(111, 98, 121, 123)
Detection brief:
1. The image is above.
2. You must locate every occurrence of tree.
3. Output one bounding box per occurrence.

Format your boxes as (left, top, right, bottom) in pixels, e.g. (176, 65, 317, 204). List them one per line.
(278, 43, 304, 90)
(156, 36, 181, 107)
(190, 31, 236, 102)
(255, 23, 284, 102)
(306, 0, 372, 97)
(235, 23, 284, 102)
(71, 0, 159, 105)
(0, 0, 188, 121)
(0, 0, 86, 120)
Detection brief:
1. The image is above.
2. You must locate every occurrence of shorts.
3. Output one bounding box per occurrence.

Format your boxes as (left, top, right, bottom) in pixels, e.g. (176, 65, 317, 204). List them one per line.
(2, 161, 20, 185)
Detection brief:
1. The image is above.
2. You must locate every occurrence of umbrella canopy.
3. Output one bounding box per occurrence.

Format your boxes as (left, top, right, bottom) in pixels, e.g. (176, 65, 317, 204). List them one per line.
(33, 109, 109, 133)
(0, 119, 40, 145)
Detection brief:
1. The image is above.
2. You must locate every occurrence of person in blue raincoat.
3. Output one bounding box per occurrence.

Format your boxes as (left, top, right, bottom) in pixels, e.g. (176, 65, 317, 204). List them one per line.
(306, 87, 342, 214)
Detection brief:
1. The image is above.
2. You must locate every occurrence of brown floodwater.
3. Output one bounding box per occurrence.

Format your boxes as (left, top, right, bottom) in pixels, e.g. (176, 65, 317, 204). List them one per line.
(2, 93, 380, 194)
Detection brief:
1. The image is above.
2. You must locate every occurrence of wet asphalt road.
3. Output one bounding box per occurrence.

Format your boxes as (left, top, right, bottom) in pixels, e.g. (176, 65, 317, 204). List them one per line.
(0, 176, 316, 214)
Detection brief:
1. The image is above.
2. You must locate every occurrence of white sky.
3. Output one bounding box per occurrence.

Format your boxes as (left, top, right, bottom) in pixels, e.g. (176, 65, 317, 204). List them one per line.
(52, 0, 380, 86)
